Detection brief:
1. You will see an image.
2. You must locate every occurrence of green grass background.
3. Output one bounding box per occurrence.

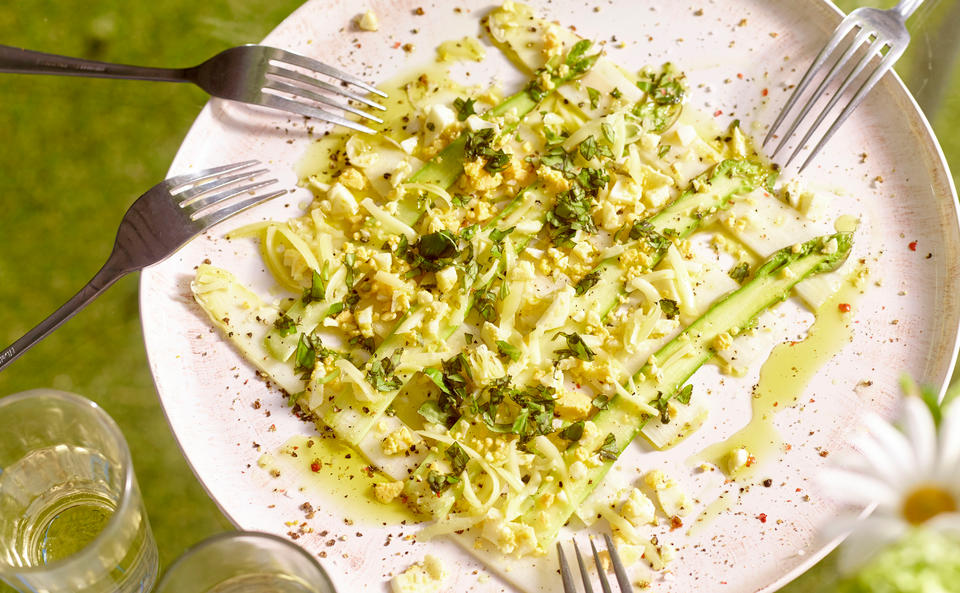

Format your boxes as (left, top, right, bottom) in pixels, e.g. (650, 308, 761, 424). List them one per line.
(0, 1, 957, 591)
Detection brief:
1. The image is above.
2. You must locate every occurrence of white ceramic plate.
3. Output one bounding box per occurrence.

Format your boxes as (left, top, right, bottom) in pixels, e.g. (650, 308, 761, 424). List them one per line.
(141, 1, 960, 591)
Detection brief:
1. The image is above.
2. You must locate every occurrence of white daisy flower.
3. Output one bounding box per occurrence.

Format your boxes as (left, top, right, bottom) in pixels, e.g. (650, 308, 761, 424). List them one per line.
(819, 394, 960, 572)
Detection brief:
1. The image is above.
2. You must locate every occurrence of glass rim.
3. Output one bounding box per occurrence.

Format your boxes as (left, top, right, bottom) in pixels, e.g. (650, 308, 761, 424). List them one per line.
(0, 388, 138, 575)
(155, 530, 335, 592)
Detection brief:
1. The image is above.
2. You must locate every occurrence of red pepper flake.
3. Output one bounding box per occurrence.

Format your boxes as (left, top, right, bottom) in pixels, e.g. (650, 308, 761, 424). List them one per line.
(908, 241, 918, 251)
(670, 516, 684, 530)
(757, 513, 768, 523)
(838, 303, 851, 313)
(392, 41, 401, 49)
(746, 455, 757, 467)
(713, 109, 723, 117)
(761, 88, 769, 96)
(310, 460, 321, 472)
(737, 72, 744, 79)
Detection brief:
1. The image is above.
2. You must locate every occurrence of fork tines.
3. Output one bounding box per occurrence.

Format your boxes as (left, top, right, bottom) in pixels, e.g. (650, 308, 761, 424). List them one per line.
(169, 160, 286, 226)
(763, 8, 910, 172)
(258, 46, 386, 133)
(557, 535, 632, 593)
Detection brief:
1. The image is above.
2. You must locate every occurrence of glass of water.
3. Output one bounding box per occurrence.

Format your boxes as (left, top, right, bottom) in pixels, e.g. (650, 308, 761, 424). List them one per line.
(0, 389, 158, 593)
(155, 531, 336, 593)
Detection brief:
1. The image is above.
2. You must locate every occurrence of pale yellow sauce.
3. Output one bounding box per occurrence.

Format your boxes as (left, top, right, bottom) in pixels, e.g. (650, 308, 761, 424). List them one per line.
(693, 270, 864, 479)
(686, 489, 735, 537)
(258, 435, 416, 525)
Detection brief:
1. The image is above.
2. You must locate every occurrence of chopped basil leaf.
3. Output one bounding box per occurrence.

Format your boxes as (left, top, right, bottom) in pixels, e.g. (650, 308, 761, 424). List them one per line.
(574, 270, 601, 296)
(497, 340, 522, 361)
(675, 384, 693, 405)
(453, 97, 476, 121)
(302, 266, 327, 304)
(273, 313, 297, 336)
(554, 332, 596, 361)
(598, 433, 618, 460)
(418, 400, 448, 425)
(659, 298, 680, 319)
(560, 421, 585, 442)
(587, 87, 600, 110)
(445, 442, 469, 474)
(591, 394, 611, 410)
(728, 261, 750, 283)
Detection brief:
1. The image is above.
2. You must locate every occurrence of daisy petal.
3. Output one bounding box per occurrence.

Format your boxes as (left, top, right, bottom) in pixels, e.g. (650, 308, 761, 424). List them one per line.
(851, 431, 911, 487)
(864, 412, 915, 478)
(902, 396, 937, 472)
(836, 515, 907, 573)
(818, 468, 900, 510)
(937, 400, 960, 482)
(928, 512, 960, 535)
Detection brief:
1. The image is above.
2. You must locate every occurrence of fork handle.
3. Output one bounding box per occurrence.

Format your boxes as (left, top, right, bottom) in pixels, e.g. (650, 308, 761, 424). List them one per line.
(0, 44, 190, 82)
(894, 0, 925, 20)
(0, 261, 126, 372)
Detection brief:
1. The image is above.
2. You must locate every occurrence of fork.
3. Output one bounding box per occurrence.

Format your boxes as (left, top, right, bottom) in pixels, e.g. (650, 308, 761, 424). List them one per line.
(0, 160, 285, 372)
(557, 535, 632, 593)
(763, 0, 924, 172)
(0, 44, 387, 134)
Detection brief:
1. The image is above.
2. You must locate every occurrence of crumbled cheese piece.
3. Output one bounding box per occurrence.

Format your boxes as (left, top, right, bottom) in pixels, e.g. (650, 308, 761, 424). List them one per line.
(400, 137, 419, 155)
(481, 516, 538, 556)
(356, 306, 374, 338)
(423, 104, 457, 147)
(391, 555, 448, 593)
(357, 10, 380, 32)
(382, 427, 416, 456)
(712, 331, 733, 352)
(621, 488, 657, 526)
(326, 183, 359, 216)
(435, 266, 458, 293)
(555, 389, 593, 421)
(338, 167, 366, 191)
(373, 481, 405, 504)
(537, 164, 571, 192)
(643, 469, 691, 517)
(727, 447, 750, 473)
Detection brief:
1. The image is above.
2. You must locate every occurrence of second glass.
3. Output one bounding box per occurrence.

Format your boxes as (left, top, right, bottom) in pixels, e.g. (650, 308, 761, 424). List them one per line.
(155, 531, 336, 593)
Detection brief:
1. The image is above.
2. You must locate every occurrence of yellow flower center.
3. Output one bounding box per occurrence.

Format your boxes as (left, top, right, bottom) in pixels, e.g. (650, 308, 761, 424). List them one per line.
(901, 484, 958, 525)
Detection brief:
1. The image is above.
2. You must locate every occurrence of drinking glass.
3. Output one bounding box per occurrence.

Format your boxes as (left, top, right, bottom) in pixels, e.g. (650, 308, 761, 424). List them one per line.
(155, 531, 336, 593)
(0, 389, 158, 593)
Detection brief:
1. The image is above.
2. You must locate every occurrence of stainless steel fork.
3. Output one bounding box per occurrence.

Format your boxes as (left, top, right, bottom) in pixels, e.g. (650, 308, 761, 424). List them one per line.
(558, 535, 632, 593)
(0, 161, 285, 372)
(763, 0, 924, 172)
(0, 44, 386, 134)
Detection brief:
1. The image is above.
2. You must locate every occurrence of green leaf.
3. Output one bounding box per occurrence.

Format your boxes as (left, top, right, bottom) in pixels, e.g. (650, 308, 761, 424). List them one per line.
(554, 332, 596, 361)
(273, 313, 297, 337)
(344, 253, 357, 288)
(497, 340, 522, 361)
(659, 299, 679, 320)
(302, 266, 328, 304)
(598, 433, 618, 460)
(728, 261, 750, 283)
(427, 470, 458, 494)
(418, 400, 449, 425)
(560, 421, 585, 442)
(578, 135, 598, 161)
(453, 97, 476, 121)
(587, 87, 600, 110)
(601, 122, 615, 144)
(419, 230, 460, 261)
(294, 333, 316, 376)
(591, 394, 610, 410)
(574, 270, 601, 296)
(445, 442, 469, 474)
(675, 384, 693, 405)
